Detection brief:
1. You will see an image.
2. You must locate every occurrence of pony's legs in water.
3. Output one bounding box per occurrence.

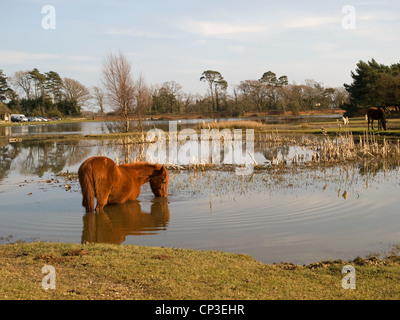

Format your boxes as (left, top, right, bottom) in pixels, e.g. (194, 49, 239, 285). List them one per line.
(95, 186, 112, 212)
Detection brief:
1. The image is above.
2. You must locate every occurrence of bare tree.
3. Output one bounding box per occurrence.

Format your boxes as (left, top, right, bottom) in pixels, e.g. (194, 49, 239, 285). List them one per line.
(101, 51, 135, 132)
(181, 92, 193, 114)
(134, 73, 151, 138)
(91, 86, 105, 114)
(62, 78, 91, 106)
(237, 80, 268, 112)
(11, 71, 32, 99)
(59, 78, 91, 115)
(164, 80, 183, 113)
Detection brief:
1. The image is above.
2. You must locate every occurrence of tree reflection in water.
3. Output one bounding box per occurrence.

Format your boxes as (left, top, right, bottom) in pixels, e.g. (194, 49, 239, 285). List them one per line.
(0, 139, 92, 180)
(81, 198, 170, 245)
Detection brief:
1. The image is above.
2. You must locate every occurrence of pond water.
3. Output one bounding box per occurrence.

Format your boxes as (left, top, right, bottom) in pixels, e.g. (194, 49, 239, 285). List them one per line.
(0, 114, 340, 137)
(1, 120, 400, 265)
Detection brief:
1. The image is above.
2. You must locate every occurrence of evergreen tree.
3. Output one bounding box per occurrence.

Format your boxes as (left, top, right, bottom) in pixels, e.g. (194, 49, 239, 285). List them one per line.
(200, 70, 228, 112)
(343, 59, 399, 116)
(0, 70, 13, 103)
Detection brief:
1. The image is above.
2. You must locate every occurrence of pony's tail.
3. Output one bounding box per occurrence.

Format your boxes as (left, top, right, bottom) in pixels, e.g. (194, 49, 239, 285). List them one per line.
(78, 163, 95, 212)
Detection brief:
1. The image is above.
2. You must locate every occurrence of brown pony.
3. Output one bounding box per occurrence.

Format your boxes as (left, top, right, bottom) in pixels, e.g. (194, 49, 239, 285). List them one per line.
(78, 156, 169, 212)
(366, 107, 387, 131)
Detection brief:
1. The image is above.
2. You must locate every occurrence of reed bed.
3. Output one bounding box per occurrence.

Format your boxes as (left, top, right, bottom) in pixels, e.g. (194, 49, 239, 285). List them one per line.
(257, 131, 399, 167)
(195, 120, 268, 131)
(94, 129, 399, 173)
(312, 131, 399, 163)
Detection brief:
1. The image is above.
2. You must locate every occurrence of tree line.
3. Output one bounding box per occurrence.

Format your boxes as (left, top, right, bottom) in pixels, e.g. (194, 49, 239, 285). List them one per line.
(150, 70, 348, 116)
(3, 54, 398, 127)
(1, 54, 348, 123)
(0, 68, 91, 118)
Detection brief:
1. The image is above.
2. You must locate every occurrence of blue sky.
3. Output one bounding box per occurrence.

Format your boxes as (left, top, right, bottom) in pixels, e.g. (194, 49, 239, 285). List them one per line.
(1, 0, 400, 95)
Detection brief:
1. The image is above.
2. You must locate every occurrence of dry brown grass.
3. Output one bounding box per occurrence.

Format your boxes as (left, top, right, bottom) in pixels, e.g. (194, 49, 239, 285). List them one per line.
(196, 120, 268, 131)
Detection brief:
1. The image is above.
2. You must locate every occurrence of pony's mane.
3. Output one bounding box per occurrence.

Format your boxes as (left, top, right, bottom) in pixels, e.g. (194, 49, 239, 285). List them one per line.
(123, 161, 163, 169)
(120, 162, 164, 173)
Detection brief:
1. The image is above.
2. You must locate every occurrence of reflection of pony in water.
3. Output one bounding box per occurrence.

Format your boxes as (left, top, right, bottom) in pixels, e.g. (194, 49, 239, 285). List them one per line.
(366, 107, 387, 131)
(78, 156, 169, 212)
(81, 198, 170, 244)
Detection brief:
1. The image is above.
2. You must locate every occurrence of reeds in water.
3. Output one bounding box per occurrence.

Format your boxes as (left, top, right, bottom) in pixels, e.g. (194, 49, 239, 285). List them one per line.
(307, 130, 398, 165)
(96, 130, 399, 172)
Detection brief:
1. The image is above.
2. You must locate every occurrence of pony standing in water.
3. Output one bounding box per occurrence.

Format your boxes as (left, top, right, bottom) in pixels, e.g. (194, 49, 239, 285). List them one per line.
(78, 156, 169, 212)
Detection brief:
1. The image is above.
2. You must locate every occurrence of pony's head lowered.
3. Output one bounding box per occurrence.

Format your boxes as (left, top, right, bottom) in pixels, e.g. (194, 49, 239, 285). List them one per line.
(150, 165, 169, 197)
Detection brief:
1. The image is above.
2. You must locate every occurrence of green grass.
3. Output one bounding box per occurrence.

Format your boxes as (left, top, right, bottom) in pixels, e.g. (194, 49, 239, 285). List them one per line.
(1, 242, 400, 300)
(3, 116, 400, 141)
(193, 118, 400, 139)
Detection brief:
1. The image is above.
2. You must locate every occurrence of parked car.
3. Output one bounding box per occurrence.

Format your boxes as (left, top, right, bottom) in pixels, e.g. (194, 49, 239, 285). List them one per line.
(11, 114, 29, 122)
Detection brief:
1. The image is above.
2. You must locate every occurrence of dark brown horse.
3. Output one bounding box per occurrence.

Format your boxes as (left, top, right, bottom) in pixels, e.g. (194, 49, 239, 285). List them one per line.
(78, 156, 169, 212)
(366, 107, 387, 131)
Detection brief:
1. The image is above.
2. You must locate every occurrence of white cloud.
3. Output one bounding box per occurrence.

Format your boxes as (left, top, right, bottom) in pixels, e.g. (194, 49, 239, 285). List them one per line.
(67, 64, 101, 74)
(69, 55, 96, 62)
(348, 9, 400, 42)
(229, 45, 246, 53)
(0, 50, 59, 65)
(190, 57, 233, 68)
(106, 28, 155, 38)
(105, 27, 182, 39)
(358, 10, 399, 21)
(284, 16, 339, 29)
(182, 20, 267, 37)
(311, 43, 339, 53)
(195, 39, 208, 45)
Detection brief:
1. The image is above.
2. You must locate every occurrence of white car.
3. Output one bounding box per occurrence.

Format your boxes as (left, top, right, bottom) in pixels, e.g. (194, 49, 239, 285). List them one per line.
(11, 114, 29, 122)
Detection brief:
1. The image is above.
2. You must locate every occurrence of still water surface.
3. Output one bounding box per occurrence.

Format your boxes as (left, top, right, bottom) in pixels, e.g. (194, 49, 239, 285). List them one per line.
(0, 114, 340, 137)
(1, 120, 399, 265)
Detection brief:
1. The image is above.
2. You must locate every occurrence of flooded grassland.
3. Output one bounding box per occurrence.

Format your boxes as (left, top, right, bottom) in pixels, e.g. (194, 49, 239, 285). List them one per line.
(1, 118, 400, 265)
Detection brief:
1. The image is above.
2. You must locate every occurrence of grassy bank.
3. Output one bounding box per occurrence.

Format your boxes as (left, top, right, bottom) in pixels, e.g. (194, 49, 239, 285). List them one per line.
(1, 242, 400, 300)
(2, 116, 400, 141)
(65, 119, 400, 141)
